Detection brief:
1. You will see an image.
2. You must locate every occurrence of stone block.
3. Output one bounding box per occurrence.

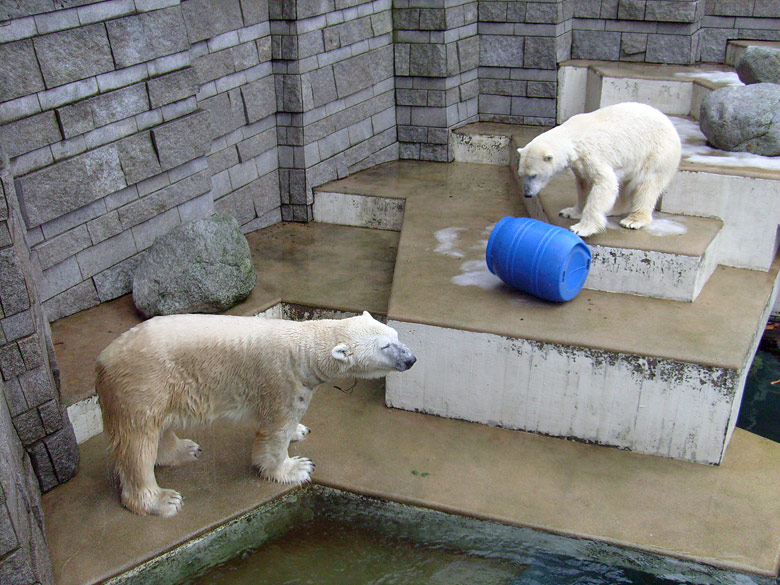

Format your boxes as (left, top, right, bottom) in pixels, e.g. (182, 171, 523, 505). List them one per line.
(305, 67, 338, 108)
(75, 230, 136, 279)
(409, 43, 447, 77)
(116, 132, 163, 186)
(151, 110, 211, 171)
(0, 40, 44, 103)
(146, 67, 198, 110)
(199, 92, 240, 140)
(480, 34, 524, 67)
(237, 128, 276, 161)
(241, 0, 269, 25)
(18, 364, 54, 411)
(1, 311, 34, 343)
(43, 422, 78, 484)
(0, 249, 30, 317)
(646, 1, 699, 22)
(42, 279, 100, 322)
(118, 170, 210, 228)
(28, 440, 57, 492)
(15, 143, 126, 228)
(242, 76, 277, 122)
(0, 344, 26, 380)
(0, 111, 60, 159)
(93, 254, 143, 302)
(132, 207, 181, 251)
(479, 2, 508, 22)
(458, 35, 480, 71)
(574, 0, 603, 17)
(17, 335, 43, 372)
(527, 1, 562, 23)
(618, 0, 645, 20)
(182, 0, 244, 42)
(33, 23, 113, 89)
(87, 211, 123, 245)
(40, 257, 82, 301)
(2, 377, 28, 417)
(572, 29, 621, 60)
(646, 33, 694, 64)
(107, 7, 189, 68)
(12, 410, 44, 447)
(38, 400, 62, 435)
(276, 74, 303, 112)
(524, 35, 557, 69)
(333, 46, 393, 97)
(33, 225, 91, 271)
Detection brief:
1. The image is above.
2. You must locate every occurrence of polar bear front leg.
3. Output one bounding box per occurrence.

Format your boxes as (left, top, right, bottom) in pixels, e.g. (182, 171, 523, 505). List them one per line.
(252, 427, 314, 485)
(560, 175, 589, 220)
(570, 168, 618, 237)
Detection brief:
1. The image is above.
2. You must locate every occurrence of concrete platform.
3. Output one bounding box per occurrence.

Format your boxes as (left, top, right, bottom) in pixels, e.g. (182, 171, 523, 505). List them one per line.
(314, 160, 780, 463)
(44, 219, 780, 584)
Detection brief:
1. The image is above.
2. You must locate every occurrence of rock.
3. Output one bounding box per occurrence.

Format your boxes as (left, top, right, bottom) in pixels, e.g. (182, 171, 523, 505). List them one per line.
(736, 46, 780, 85)
(698, 83, 780, 156)
(133, 214, 256, 318)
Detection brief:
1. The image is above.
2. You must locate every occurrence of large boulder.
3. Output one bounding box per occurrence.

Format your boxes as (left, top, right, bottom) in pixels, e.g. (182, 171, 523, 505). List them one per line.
(736, 46, 780, 85)
(133, 214, 256, 318)
(699, 83, 780, 156)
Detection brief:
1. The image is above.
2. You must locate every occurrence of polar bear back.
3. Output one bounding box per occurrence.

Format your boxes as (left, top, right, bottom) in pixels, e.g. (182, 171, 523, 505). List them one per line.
(561, 102, 681, 170)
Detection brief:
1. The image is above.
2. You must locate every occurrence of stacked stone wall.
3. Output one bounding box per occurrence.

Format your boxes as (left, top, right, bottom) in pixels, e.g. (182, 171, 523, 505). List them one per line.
(272, 0, 398, 220)
(394, 0, 479, 161)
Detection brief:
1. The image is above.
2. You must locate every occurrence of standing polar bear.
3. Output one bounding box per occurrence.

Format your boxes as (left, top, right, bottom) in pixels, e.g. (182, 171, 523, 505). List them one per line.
(96, 311, 416, 517)
(517, 102, 681, 237)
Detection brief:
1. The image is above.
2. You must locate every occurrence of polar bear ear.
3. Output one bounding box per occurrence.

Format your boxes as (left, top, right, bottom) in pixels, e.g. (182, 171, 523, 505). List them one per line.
(362, 310, 372, 319)
(331, 343, 351, 363)
(516, 147, 523, 155)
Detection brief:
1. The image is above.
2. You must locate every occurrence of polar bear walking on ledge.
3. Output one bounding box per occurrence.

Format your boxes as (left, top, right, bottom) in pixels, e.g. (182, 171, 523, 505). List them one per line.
(517, 102, 682, 237)
(95, 311, 416, 517)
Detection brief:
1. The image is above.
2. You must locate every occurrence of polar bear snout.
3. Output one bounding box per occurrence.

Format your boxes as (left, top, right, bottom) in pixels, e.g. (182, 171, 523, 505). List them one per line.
(522, 176, 540, 198)
(386, 341, 417, 371)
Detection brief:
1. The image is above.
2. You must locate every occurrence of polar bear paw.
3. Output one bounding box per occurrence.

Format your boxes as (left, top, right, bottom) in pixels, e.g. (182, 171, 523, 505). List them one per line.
(260, 456, 315, 485)
(619, 212, 652, 230)
(559, 206, 582, 220)
(152, 489, 184, 517)
(570, 219, 605, 238)
(156, 438, 202, 466)
(291, 424, 311, 442)
(124, 487, 184, 517)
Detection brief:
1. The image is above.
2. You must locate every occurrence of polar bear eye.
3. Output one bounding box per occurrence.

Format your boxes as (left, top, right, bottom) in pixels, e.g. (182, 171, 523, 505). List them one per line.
(543, 154, 553, 162)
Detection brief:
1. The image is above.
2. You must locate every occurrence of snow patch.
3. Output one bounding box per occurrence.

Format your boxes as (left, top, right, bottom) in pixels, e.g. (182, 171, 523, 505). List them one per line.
(672, 116, 780, 172)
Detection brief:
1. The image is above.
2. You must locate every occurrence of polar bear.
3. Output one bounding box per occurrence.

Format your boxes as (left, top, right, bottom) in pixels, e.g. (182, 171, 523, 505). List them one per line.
(517, 102, 681, 237)
(95, 311, 416, 517)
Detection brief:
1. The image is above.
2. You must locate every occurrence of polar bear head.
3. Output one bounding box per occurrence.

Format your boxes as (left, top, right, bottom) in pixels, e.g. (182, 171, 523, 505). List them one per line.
(330, 312, 416, 379)
(516, 135, 565, 198)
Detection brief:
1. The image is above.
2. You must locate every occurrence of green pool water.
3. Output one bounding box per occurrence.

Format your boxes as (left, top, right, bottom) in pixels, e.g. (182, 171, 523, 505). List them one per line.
(108, 487, 765, 585)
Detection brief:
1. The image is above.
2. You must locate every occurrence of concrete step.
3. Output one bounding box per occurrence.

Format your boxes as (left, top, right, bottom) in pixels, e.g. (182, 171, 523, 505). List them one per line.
(314, 160, 780, 465)
(451, 123, 724, 302)
(557, 59, 741, 124)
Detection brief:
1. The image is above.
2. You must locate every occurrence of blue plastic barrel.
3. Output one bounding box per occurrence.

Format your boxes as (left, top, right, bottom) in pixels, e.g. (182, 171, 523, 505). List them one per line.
(486, 217, 591, 302)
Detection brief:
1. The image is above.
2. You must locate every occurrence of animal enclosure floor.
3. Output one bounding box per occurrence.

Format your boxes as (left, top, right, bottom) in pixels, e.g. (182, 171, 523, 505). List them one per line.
(44, 378, 780, 585)
(45, 187, 780, 584)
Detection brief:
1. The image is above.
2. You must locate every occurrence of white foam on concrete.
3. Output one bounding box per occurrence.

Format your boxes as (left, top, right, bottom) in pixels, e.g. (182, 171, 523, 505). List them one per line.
(644, 218, 688, 237)
(434, 227, 467, 257)
(452, 259, 503, 289)
(672, 117, 780, 171)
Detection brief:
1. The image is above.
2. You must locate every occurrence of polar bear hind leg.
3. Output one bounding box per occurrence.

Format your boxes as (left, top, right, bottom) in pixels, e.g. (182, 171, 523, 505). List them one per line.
(114, 425, 183, 517)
